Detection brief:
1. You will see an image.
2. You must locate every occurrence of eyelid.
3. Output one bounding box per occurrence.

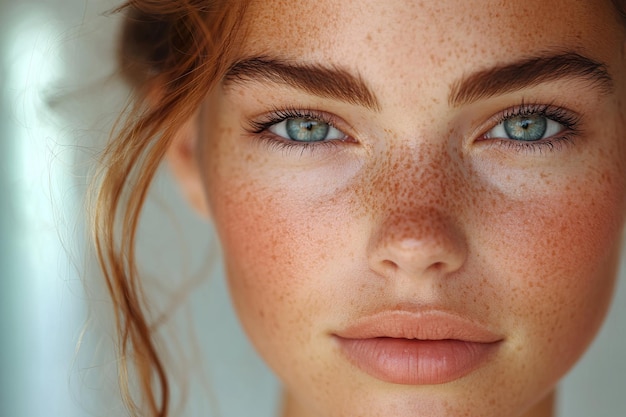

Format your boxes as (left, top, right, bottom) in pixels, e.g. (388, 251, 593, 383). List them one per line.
(485, 117, 564, 141)
(245, 107, 358, 144)
(477, 103, 581, 140)
(268, 118, 347, 142)
(468, 102, 583, 155)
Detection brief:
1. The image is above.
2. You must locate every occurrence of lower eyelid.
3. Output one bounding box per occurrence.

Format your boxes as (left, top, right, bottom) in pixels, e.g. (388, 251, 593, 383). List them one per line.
(253, 131, 346, 156)
(497, 134, 577, 153)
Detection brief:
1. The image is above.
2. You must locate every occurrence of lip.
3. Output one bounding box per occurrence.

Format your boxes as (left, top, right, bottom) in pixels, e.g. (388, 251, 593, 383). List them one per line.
(333, 310, 503, 385)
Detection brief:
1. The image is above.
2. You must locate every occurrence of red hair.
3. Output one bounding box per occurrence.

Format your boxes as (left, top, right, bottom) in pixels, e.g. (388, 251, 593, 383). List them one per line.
(94, 1, 247, 415)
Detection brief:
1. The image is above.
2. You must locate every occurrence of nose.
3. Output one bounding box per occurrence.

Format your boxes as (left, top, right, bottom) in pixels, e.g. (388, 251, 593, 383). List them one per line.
(367, 206, 467, 280)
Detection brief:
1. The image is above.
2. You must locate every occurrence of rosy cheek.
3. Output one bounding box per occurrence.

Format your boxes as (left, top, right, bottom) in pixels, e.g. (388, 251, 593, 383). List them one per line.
(473, 159, 626, 376)
(205, 171, 347, 346)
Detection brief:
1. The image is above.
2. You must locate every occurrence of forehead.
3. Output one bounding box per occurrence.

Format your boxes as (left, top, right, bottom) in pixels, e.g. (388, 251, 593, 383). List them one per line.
(241, 0, 622, 76)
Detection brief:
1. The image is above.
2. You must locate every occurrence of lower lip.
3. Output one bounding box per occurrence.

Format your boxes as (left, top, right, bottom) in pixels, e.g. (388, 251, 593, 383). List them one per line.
(336, 337, 500, 385)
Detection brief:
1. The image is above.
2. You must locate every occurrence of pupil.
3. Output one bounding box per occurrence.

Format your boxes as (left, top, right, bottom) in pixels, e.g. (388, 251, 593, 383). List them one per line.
(286, 118, 329, 142)
(504, 116, 547, 141)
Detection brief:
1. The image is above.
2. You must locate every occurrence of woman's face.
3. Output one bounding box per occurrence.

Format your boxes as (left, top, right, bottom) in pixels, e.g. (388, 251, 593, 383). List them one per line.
(191, 1, 626, 416)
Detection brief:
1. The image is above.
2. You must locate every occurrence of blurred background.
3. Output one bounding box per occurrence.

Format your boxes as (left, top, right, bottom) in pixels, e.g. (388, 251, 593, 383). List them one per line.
(0, 0, 623, 416)
(0, 1, 279, 416)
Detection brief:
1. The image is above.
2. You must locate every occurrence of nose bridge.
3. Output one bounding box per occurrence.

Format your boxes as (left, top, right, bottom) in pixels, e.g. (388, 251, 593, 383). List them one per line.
(366, 141, 467, 279)
(378, 206, 459, 252)
(376, 141, 459, 213)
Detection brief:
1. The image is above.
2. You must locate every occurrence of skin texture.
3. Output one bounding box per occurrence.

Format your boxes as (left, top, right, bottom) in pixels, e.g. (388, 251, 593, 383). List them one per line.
(168, 1, 626, 416)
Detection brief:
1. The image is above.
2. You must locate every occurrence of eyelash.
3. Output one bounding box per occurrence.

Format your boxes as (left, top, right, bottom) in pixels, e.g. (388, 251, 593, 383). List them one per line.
(246, 108, 348, 154)
(246, 103, 582, 155)
(480, 103, 581, 153)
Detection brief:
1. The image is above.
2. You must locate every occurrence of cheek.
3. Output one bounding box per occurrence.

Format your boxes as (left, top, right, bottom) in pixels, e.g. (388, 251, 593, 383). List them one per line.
(477, 162, 626, 384)
(204, 166, 358, 357)
(196, 94, 361, 373)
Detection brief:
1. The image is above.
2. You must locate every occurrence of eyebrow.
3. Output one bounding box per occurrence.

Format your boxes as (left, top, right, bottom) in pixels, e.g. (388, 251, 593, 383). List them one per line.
(449, 52, 614, 107)
(223, 56, 382, 111)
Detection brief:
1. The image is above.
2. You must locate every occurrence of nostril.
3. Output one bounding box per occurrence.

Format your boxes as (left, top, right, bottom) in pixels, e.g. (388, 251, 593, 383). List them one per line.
(368, 209, 468, 280)
(381, 259, 399, 272)
(430, 261, 445, 271)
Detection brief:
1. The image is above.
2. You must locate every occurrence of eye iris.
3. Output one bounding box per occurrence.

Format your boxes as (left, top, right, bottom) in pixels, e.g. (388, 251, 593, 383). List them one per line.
(285, 118, 330, 142)
(503, 116, 547, 141)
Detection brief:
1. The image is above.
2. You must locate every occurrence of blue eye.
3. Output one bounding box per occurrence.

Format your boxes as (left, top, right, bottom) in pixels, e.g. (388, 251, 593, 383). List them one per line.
(269, 117, 347, 142)
(486, 115, 565, 141)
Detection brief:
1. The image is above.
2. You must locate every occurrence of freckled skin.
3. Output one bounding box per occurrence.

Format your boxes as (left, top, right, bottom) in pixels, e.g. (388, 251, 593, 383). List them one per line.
(190, 1, 626, 417)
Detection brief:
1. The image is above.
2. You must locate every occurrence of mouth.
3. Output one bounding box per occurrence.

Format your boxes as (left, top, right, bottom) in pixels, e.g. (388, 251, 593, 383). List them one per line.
(333, 310, 503, 385)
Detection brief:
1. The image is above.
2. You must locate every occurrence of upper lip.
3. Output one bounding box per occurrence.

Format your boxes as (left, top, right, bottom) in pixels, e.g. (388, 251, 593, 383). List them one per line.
(334, 310, 503, 343)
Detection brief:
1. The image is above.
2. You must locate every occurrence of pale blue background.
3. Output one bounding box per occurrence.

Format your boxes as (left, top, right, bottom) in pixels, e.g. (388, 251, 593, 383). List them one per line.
(0, 1, 623, 416)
